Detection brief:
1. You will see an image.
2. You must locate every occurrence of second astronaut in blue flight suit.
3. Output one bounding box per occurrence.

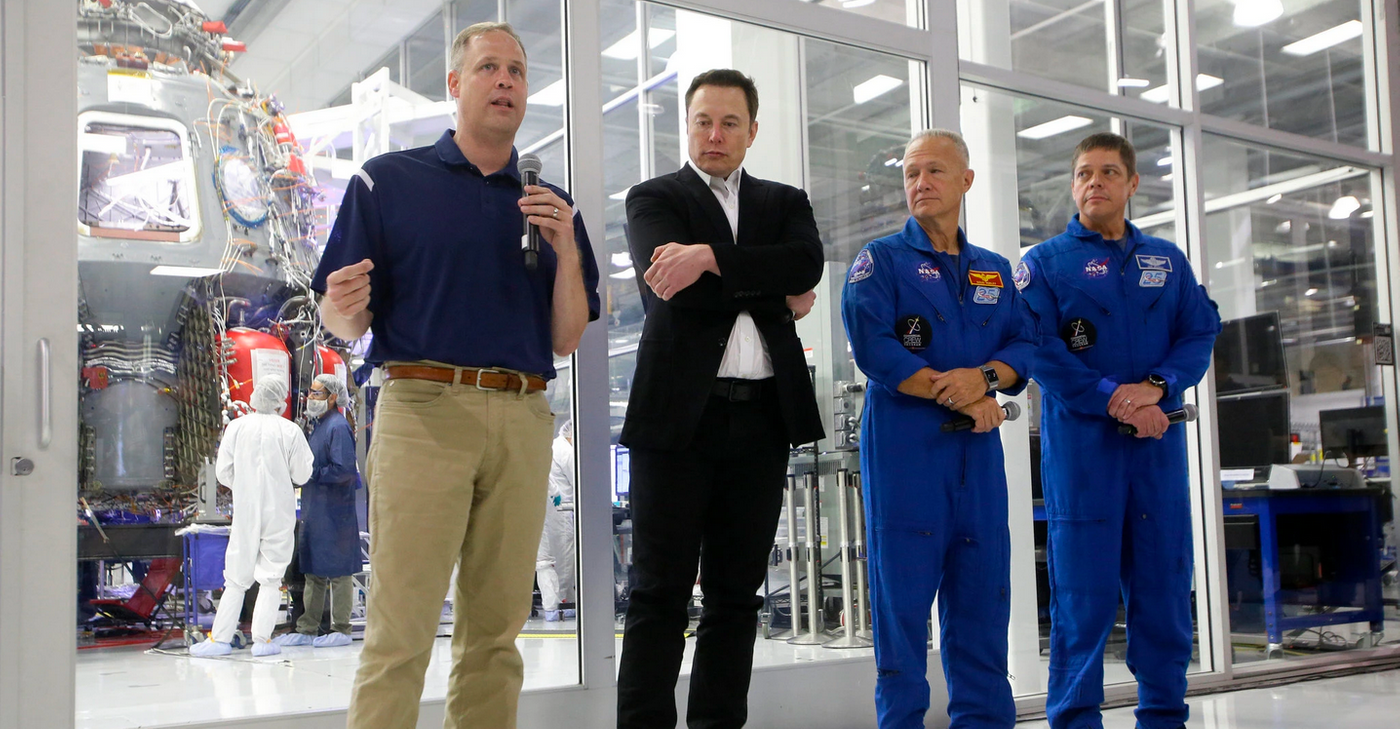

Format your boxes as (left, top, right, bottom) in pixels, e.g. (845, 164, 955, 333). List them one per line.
(842, 130, 1036, 729)
(1018, 133, 1220, 729)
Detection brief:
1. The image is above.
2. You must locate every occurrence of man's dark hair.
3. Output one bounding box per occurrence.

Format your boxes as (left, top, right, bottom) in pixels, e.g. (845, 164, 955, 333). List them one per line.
(1072, 132, 1137, 177)
(685, 69, 759, 122)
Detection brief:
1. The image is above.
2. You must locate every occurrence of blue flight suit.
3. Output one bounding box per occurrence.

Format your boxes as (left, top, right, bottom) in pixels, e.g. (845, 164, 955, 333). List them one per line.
(1017, 216, 1220, 729)
(842, 218, 1036, 729)
(298, 409, 362, 578)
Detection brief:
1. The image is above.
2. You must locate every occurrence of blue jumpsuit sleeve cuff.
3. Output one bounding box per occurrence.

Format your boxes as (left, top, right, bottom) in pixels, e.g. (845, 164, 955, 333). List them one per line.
(884, 358, 929, 395)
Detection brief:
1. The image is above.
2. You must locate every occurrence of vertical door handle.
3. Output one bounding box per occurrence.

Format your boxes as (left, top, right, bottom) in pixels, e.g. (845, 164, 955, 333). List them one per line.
(38, 338, 52, 448)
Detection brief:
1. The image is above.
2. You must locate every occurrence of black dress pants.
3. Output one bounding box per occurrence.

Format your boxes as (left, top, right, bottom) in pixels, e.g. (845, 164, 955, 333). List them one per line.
(617, 385, 791, 729)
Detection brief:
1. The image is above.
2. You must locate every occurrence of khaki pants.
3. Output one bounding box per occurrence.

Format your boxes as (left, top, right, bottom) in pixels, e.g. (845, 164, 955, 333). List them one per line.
(347, 376, 554, 729)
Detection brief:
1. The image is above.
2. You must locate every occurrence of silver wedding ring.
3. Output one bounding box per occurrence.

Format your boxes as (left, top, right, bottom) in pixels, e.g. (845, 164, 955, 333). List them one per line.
(946, 396, 954, 406)
(552, 207, 559, 219)
(1126, 399, 1133, 405)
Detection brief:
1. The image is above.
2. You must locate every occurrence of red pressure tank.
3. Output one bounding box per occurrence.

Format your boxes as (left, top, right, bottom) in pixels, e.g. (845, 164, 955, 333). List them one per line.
(221, 328, 292, 419)
(315, 345, 348, 392)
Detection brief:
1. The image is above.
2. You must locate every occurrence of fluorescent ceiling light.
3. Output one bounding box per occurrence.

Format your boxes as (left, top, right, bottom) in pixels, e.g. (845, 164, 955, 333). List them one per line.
(1017, 115, 1093, 140)
(1161, 173, 1174, 182)
(1361, 210, 1375, 218)
(842, 0, 877, 8)
(611, 252, 633, 268)
(1117, 78, 1151, 88)
(1139, 74, 1223, 103)
(1267, 193, 1283, 204)
(883, 157, 899, 167)
(608, 269, 635, 279)
(608, 187, 632, 201)
(1329, 195, 1361, 219)
(150, 265, 223, 277)
(1305, 288, 1319, 296)
(602, 29, 675, 60)
(1233, 0, 1283, 28)
(853, 74, 903, 104)
(528, 79, 566, 107)
(1282, 20, 1364, 56)
(1157, 156, 1173, 167)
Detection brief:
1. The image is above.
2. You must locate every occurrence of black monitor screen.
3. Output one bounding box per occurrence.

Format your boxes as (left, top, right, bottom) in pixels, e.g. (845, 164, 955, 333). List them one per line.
(1217, 392, 1291, 468)
(1214, 312, 1289, 395)
(1320, 406, 1388, 459)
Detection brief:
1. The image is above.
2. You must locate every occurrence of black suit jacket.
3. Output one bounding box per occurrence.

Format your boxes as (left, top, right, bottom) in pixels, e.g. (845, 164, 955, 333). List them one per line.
(620, 164, 826, 451)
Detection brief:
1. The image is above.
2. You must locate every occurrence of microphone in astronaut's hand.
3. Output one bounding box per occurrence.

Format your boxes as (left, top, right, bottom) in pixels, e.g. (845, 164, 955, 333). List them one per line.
(1117, 403, 1198, 435)
(941, 401, 1022, 432)
(518, 153, 543, 271)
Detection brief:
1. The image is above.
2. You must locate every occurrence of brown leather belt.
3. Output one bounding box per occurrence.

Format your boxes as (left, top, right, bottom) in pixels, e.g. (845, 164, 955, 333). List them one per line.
(384, 365, 546, 393)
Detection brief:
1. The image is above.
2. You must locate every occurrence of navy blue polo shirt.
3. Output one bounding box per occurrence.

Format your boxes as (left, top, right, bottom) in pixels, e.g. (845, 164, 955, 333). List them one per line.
(311, 130, 601, 378)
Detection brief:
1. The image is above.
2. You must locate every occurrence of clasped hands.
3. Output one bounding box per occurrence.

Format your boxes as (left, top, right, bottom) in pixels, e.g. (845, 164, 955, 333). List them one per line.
(899, 367, 1003, 433)
(1107, 381, 1168, 439)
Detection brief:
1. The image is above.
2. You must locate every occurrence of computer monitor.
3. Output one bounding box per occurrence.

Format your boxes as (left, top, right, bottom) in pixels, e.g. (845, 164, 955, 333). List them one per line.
(1320, 406, 1388, 460)
(1214, 312, 1289, 395)
(1216, 391, 1291, 468)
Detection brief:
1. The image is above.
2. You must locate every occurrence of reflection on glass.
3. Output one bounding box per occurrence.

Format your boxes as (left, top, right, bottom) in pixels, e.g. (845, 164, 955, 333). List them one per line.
(1195, 0, 1371, 147)
(1200, 135, 1399, 665)
(958, 0, 1169, 97)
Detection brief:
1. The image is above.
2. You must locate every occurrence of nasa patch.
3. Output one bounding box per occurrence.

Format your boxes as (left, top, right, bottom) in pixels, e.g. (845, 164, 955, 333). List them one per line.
(917, 261, 941, 281)
(1013, 261, 1032, 291)
(848, 249, 874, 283)
(1140, 270, 1168, 288)
(1084, 258, 1110, 279)
(973, 286, 1001, 305)
(1135, 254, 1172, 272)
(899, 315, 931, 352)
(1061, 317, 1097, 353)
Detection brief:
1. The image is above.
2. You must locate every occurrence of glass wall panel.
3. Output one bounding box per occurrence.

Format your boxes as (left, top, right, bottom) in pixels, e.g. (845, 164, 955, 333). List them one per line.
(1200, 135, 1399, 666)
(960, 84, 1216, 697)
(74, 3, 579, 727)
(1195, 0, 1372, 148)
(602, 0, 920, 676)
(958, 0, 1171, 99)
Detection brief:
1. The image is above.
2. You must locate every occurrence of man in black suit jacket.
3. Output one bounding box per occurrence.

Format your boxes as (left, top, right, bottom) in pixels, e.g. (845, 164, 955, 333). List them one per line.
(616, 69, 826, 729)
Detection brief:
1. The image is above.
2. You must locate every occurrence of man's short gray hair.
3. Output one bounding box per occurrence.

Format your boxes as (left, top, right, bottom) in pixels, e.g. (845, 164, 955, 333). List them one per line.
(313, 373, 349, 407)
(450, 22, 527, 76)
(905, 129, 970, 168)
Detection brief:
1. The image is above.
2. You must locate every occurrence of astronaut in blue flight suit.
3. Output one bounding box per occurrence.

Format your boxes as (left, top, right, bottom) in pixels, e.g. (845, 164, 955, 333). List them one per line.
(842, 130, 1037, 729)
(1017, 133, 1221, 729)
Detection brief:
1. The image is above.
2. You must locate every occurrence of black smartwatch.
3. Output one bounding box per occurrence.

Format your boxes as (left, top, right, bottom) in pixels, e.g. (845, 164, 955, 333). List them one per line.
(981, 365, 1001, 393)
(1147, 373, 1169, 398)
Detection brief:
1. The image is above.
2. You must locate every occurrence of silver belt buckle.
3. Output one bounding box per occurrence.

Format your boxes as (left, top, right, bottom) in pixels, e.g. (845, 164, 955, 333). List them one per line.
(474, 368, 508, 391)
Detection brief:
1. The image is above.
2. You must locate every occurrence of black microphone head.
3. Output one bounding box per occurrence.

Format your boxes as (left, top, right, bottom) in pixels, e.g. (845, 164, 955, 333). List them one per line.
(517, 153, 542, 178)
(1182, 403, 1198, 421)
(1003, 401, 1022, 421)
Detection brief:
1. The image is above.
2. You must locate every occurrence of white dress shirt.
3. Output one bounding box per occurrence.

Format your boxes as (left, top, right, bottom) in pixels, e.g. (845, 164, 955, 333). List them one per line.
(686, 158, 774, 380)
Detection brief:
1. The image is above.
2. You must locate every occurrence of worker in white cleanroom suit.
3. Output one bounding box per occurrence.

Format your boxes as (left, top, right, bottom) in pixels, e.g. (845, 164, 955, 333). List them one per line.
(535, 419, 576, 621)
(191, 375, 314, 658)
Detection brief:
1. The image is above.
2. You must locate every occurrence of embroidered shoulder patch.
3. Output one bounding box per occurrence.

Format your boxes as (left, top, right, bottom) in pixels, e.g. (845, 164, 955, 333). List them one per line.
(848, 248, 874, 283)
(1013, 261, 1032, 291)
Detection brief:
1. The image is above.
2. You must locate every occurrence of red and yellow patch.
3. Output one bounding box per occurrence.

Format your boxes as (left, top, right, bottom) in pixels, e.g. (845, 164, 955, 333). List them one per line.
(968, 270, 1004, 288)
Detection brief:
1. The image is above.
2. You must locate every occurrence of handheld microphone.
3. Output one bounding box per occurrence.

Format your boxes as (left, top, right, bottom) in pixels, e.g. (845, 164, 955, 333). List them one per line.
(941, 401, 1021, 432)
(1118, 403, 1198, 435)
(518, 153, 543, 271)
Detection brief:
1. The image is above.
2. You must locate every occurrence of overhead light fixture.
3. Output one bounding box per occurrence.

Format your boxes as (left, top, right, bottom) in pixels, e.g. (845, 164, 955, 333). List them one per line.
(1267, 193, 1283, 204)
(842, 0, 877, 7)
(1233, 0, 1283, 28)
(1305, 287, 1318, 296)
(150, 265, 223, 277)
(1161, 173, 1174, 182)
(1327, 240, 1339, 247)
(1361, 210, 1375, 218)
(602, 29, 675, 60)
(1329, 195, 1361, 219)
(1117, 78, 1151, 88)
(1157, 156, 1173, 167)
(608, 187, 632, 201)
(528, 79, 566, 107)
(895, 159, 904, 167)
(608, 269, 635, 279)
(861, 184, 871, 191)
(1017, 115, 1093, 140)
(1282, 20, 1364, 56)
(883, 157, 899, 167)
(1139, 74, 1223, 103)
(853, 74, 903, 104)
(611, 252, 633, 268)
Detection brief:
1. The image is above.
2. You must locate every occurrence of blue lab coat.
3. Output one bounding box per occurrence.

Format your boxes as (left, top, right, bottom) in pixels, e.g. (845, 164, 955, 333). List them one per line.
(1018, 216, 1220, 729)
(298, 410, 362, 578)
(842, 218, 1036, 729)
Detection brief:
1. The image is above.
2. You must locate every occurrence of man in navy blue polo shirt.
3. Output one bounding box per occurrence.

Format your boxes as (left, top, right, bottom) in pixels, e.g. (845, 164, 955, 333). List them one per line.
(311, 22, 600, 729)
